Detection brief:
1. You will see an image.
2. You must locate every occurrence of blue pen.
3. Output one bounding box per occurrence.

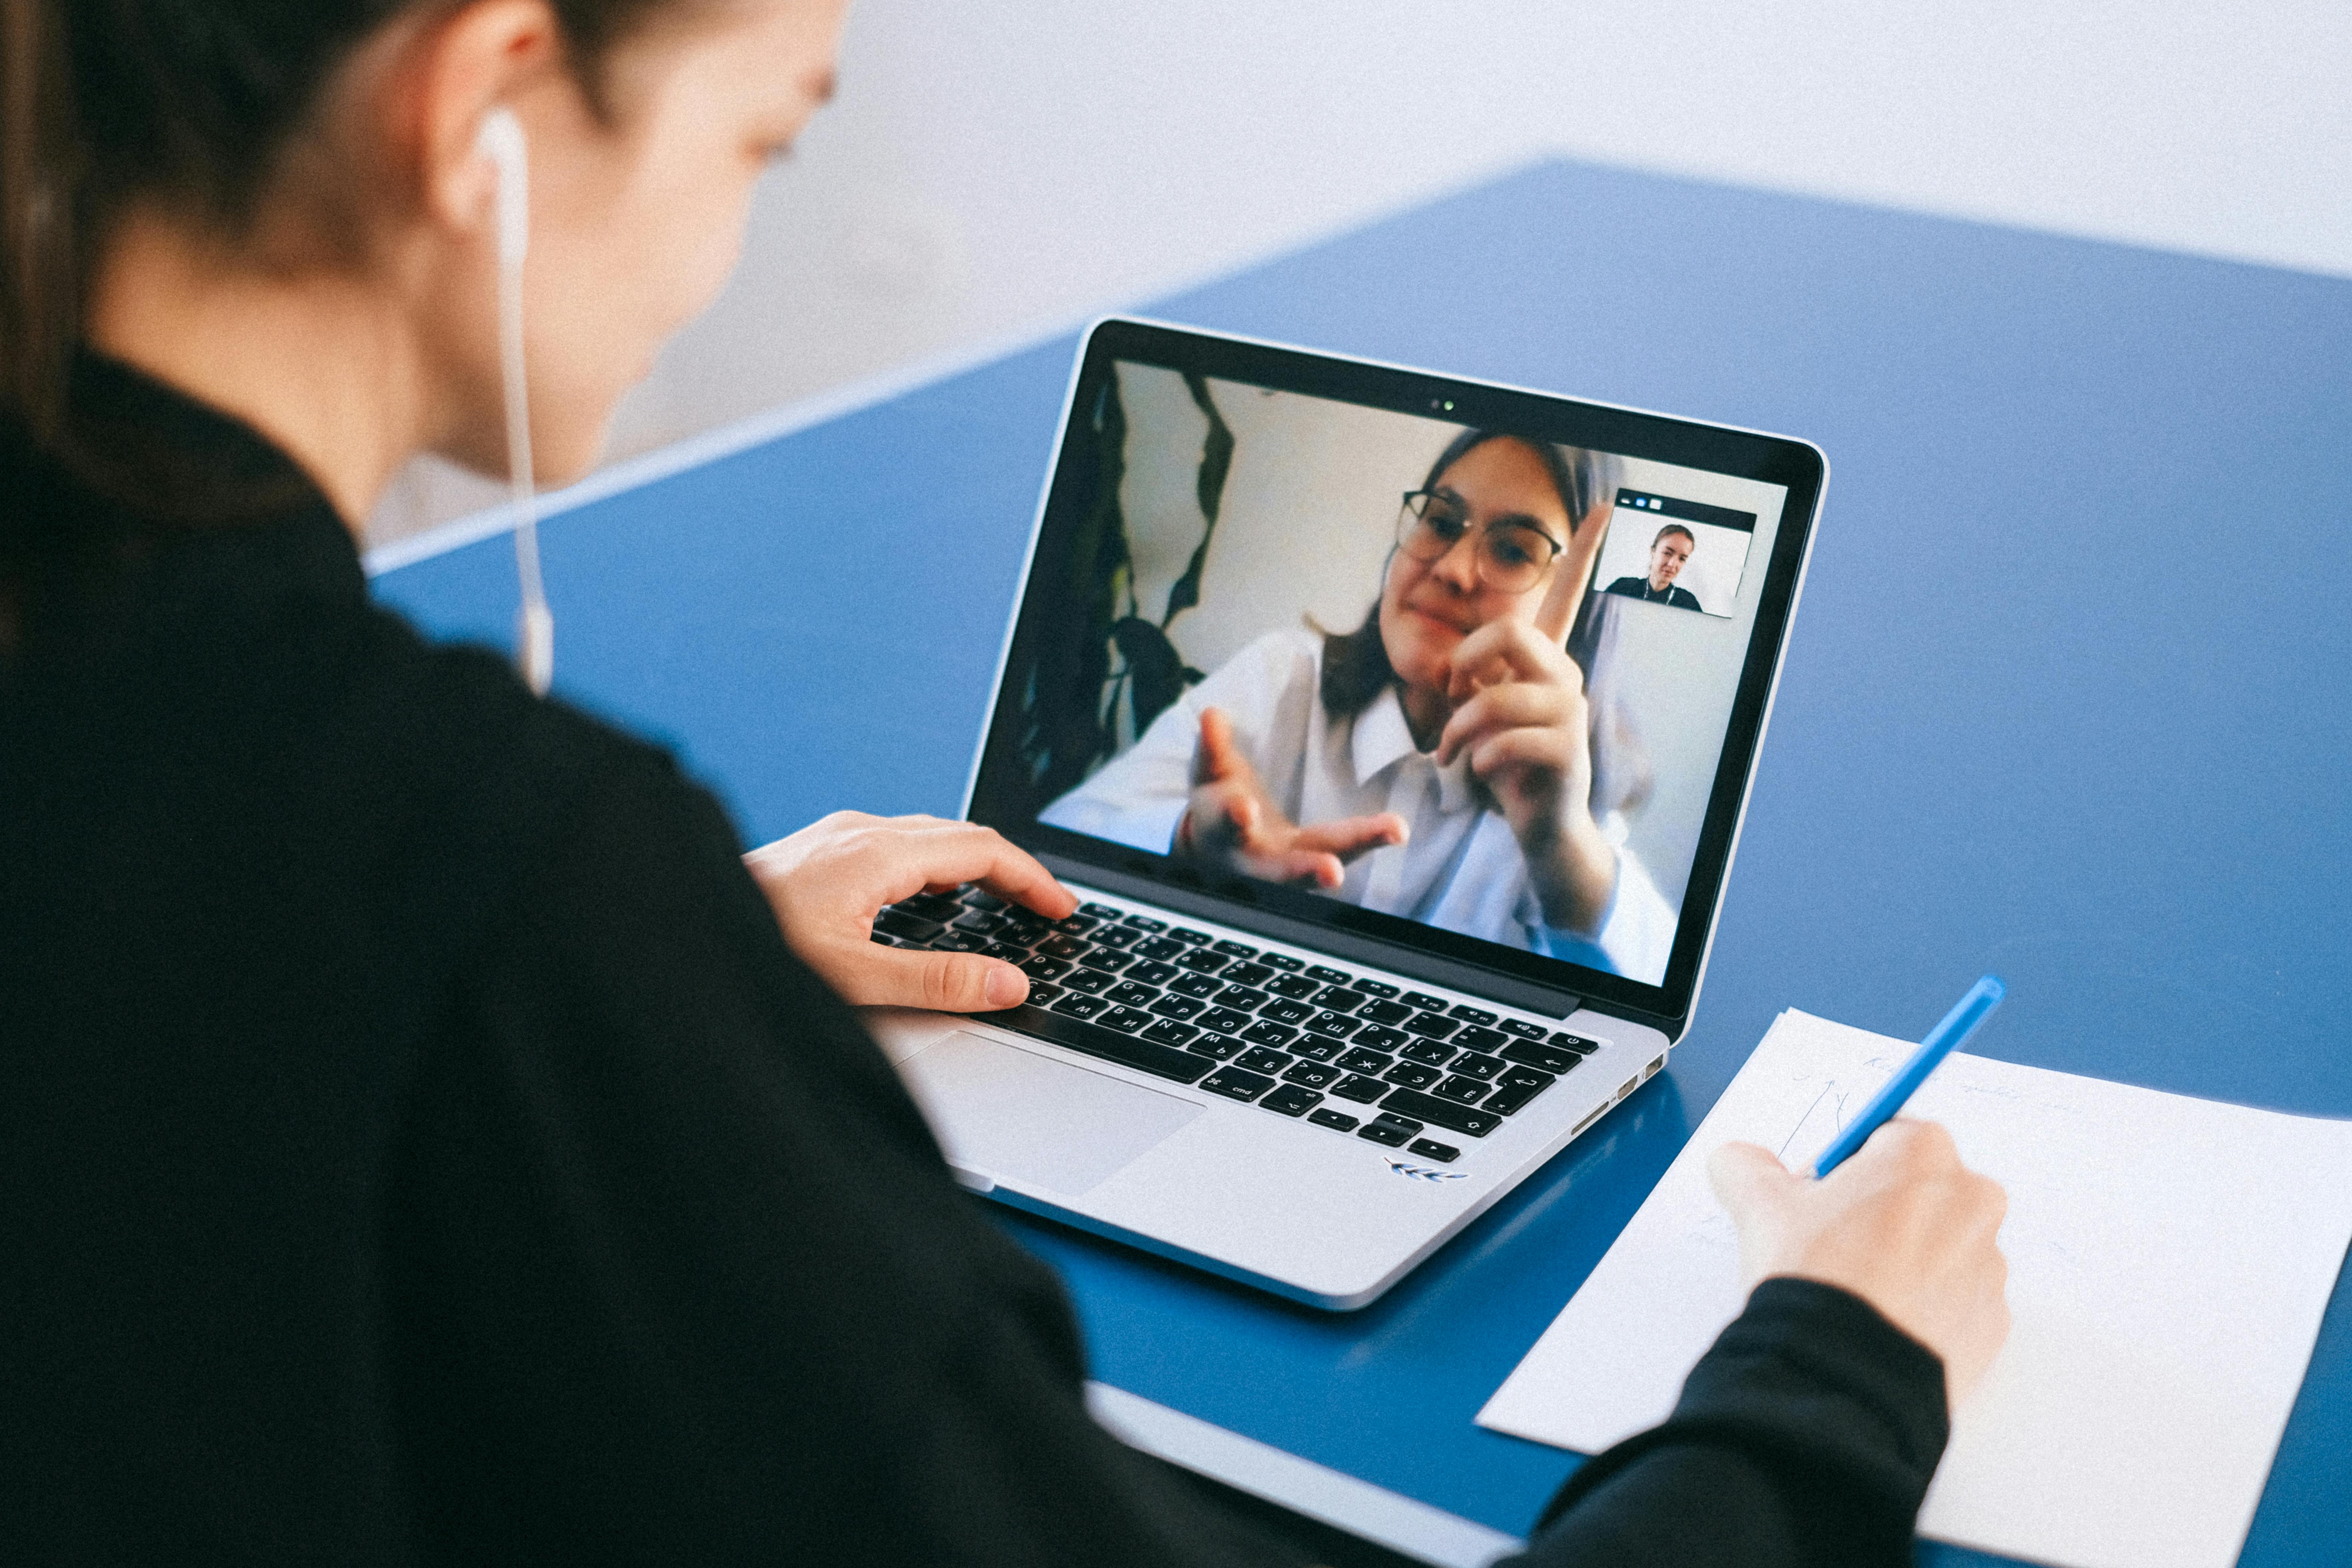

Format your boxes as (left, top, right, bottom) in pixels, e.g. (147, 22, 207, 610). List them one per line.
(1809, 975, 2007, 1179)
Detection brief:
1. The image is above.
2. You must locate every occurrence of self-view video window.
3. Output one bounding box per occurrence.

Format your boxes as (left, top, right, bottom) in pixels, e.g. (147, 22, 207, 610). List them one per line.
(997, 362, 1784, 988)
(1593, 490, 1757, 619)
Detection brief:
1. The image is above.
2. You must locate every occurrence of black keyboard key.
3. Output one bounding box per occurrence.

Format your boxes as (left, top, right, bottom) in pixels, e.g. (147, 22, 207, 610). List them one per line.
(1121, 914, 1168, 932)
(1372, 1111, 1424, 1134)
(1357, 999, 1413, 1025)
(1336, 1047, 1393, 1074)
(898, 891, 964, 921)
(1261, 1084, 1323, 1117)
(1000, 1003, 1215, 1084)
(1407, 1139, 1461, 1164)
(1079, 951, 1133, 977)
(1257, 953, 1305, 972)
(1135, 936, 1186, 962)
(1282, 1061, 1341, 1089)
(1124, 960, 1179, 987)
(1266, 974, 1321, 1000)
(1311, 987, 1367, 1013)
(1062, 968, 1115, 995)
(1356, 1120, 1411, 1147)
(1037, 934, 1091, 959)
(1483, 1078, 1548, 1116)
(1105, 982, 1158, 1009)
(1185, 1032, 1244, 1061)
(1331, 1074, 1388, 1104)
(1026, 982, 1064, 1006)
(1214, 985, 1271, 1011)
(1080, 902, 1123, 919)
(1099, 1006, 1153, 1034)
(1221, 962, 1275, 988)
(1432, 1074, 1490, 1105)
(1052, 993, 1109, 1021)
(1452, 1052, 1505, 1081)
(1378, 1087, 1502, 1137)
(1240, 1020, 1299, 1049)
(1142, 1019, 1199, 1047)
(1402, 1012, 1459, 1040)
(1304, 965, 1354, 985)
(1355, 979, 1400, 999)
(1383, 1061, 1442, 1090)
(867, 932, 899, 946)
(1550, 1032, 1602, 1055)
(1054, 914, 1100, 934)
(1001, 914, 1054, 940)
(873, 909, 944, 942)
(1288, 1036, 1342, 1063)
(1260, 998, 1314, 1026)
(1200, 1066, 1274, 1102)
(1447, 1004, 1499, 1026)
(1308, 1108, 1361, 1132)
(1500, 1039, 1580, 1075)
(1401, 990, 1447, 1011)
(1453, 1025, 1508, 1054)
(1354, 1024, 1409, 1052)
(1176, 948, 1228, 975)
(1236, 1046, 1294, 1074)
(1169, 972, 1226, 998)
(1018, 954, 1071, 981)
(982, 942, 1031, 964)
(1170, 927, 1213, 946)
(963, 889, 1008, 911)
(1092, 926, 1141, 950)
(1198, 1007, 1252, 1035)
(1303, 1011, 1361, 1040)
(1400, 1039, 1456, 1067)
(931, 932, 987, 953)
(951, 910, 1006, 934)
(1212, 939, 1259, 959)
(1147, 994, 1205, 1021)
(1500, 1018, 1549, 1039)
(1497, 1065, 1553, 1092)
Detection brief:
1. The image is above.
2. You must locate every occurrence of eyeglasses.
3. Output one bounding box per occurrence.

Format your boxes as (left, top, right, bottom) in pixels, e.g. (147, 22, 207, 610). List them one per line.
(1395, 490, 1565, 594)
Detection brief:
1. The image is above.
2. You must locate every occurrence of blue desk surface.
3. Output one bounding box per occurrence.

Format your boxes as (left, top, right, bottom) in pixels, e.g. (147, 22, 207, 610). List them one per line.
(376, 160, 2352, 1565)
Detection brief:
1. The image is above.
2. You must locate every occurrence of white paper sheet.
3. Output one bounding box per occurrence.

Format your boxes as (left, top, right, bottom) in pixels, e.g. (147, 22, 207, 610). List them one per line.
(1476, 1009, 2352, 1568)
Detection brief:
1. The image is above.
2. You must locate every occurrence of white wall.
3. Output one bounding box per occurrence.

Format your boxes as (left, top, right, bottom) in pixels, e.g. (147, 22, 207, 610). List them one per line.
(368, 0, 2352, 545)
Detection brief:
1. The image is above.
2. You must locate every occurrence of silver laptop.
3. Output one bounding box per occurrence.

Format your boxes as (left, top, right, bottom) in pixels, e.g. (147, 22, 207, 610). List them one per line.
(866, 318, 1824, 1309)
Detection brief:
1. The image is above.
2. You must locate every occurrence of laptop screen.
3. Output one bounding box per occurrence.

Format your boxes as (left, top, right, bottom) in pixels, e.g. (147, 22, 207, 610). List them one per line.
(971, 321, 1820, 1027)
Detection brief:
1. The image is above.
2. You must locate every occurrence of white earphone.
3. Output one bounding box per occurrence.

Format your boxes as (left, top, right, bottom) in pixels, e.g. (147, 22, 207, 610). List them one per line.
(477, 107, 553, 696)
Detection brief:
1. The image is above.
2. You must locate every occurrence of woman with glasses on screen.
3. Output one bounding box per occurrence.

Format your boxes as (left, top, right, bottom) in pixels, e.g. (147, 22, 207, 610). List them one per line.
(3, 0, 2006, 1561)
(1041, 428, 1680, 983)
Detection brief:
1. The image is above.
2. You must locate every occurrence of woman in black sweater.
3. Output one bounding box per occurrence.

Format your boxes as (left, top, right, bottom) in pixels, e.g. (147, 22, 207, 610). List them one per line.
(0, 2, 2010, 1562)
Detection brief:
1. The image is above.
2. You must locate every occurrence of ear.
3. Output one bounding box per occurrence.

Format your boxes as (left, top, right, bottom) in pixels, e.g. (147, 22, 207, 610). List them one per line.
(398, 0, 565, 245)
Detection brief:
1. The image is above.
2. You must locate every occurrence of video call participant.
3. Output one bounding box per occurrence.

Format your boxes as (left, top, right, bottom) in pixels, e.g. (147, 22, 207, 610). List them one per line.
(1606, 521, 1704, 611)
(1043, 429, 1678, 980)
(2, 1, 2008, 1563)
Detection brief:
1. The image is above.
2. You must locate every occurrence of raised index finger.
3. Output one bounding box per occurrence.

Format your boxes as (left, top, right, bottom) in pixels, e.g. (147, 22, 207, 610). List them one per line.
(1531, 492, 1616, 643)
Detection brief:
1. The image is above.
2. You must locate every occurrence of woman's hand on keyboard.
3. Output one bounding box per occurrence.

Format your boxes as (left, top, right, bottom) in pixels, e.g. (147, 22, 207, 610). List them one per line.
(744, 812, 1076, 1012)
(1709, 1119, 2011, 1411)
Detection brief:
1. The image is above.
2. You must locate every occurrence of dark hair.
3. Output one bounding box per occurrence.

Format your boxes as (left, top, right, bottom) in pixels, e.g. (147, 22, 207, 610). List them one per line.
(1320, 429, 1617, 719)
(0, 0, 675, 452)
(1652, 522, 1694, 548)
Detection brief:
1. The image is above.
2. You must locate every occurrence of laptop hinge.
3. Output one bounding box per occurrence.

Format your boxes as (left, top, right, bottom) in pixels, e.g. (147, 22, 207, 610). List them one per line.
(1043, 853, 1586, 1021)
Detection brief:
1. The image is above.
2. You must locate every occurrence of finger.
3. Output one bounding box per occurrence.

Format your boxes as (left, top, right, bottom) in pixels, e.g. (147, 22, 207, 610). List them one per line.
(1194, 707, 1251, 787)
(1533, 495, 1614, 643)
(1253, 846, 1345, 890)
(1292, 812, 1410, 860)
(848, 944, 1032, 1012)
(1465, 726, 1576, 787)
(860, 820, 1079, 921)
(1446, 620, 1573, 704)
(1708, 1141, 1799, 1227)
(1437, 682, 1576, 766)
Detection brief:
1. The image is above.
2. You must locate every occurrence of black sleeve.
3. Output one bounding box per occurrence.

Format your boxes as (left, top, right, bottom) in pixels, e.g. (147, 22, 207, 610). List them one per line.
(381, 743, 1303, 1568)
(1502, 1279, 1949, 1568)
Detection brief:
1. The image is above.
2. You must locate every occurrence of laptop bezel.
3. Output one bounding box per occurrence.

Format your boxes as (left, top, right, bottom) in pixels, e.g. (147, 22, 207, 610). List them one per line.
(963, 317, 1824, 1040)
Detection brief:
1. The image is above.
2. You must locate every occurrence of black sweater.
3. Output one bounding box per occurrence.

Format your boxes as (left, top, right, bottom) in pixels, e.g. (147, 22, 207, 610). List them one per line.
(0, 358, 1948, 1564)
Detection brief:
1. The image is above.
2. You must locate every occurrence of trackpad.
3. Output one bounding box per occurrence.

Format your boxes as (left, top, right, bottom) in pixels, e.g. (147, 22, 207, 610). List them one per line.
(900, 1031, 1203, 1197)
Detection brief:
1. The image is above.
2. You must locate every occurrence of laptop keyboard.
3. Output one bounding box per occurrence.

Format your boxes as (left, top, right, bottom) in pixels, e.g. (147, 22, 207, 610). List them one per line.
(870, 884, 1605, 1159)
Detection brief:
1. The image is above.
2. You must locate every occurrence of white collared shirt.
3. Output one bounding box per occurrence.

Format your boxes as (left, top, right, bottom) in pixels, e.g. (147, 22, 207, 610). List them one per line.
(1038, 629, 1678, 982)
